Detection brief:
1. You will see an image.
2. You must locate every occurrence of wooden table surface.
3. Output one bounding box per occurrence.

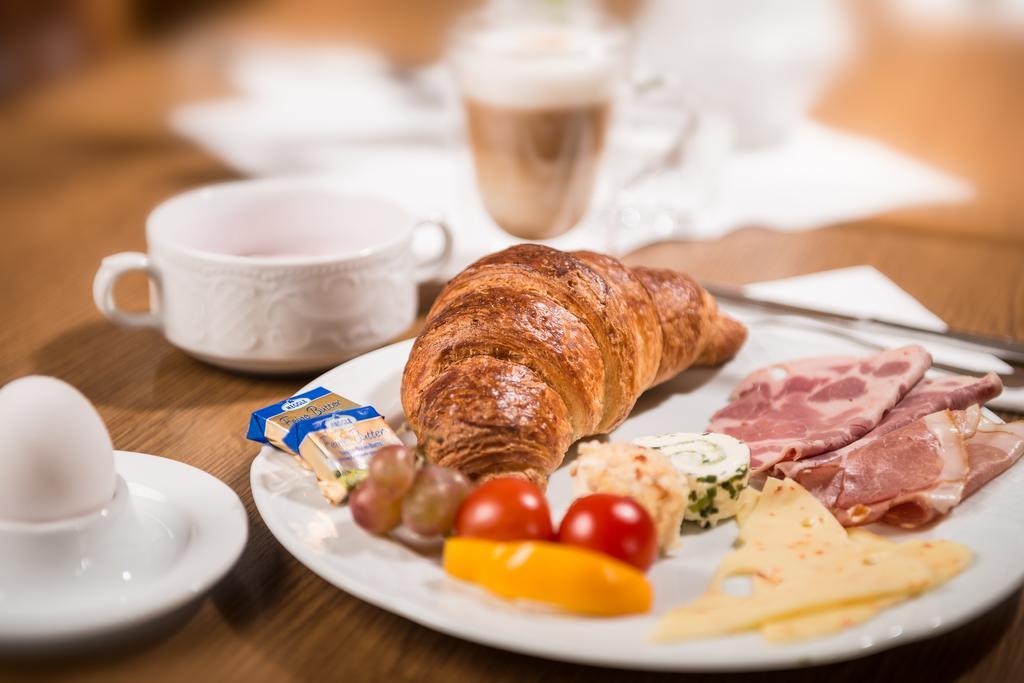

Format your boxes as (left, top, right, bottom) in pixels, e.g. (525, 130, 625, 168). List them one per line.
(1, 8, 1022, 683)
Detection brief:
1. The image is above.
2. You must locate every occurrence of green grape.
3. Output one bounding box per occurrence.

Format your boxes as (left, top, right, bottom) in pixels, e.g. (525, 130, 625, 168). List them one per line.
(401, 465, 473, 537)
(350, 481, 402, 536)
(367, 444, 416, 498)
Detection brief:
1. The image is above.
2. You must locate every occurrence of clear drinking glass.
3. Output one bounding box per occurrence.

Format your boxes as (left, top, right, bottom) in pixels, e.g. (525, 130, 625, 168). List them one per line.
(449, 3, 628, 240)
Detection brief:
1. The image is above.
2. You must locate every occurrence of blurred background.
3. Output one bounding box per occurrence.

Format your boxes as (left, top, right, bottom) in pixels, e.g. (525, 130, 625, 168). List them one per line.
(1, 0, 1021, 252)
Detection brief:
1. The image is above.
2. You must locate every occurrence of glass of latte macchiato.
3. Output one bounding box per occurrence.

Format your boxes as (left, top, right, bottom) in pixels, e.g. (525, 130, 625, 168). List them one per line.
(451, 6, 627, 240)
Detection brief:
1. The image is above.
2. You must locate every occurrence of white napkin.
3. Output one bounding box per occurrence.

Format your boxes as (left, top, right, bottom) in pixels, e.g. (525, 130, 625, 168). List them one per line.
(226, 43, 453, 105)
(890, 0, 1024, 27)
(696, 121, 972, 239)
(606, 116, 973, 252)
(746, 266, 948, 330)
(170, 43, 458, 176)
(741, 267, 1022, 413)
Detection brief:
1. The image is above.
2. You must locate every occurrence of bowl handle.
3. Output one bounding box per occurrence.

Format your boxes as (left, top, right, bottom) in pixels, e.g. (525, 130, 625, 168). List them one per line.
(93, 252, 164, 329)
(413, 215, 454, 284)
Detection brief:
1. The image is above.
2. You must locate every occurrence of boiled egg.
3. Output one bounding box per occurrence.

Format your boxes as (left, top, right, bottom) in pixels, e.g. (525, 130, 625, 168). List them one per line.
(0, 376, 116, 522)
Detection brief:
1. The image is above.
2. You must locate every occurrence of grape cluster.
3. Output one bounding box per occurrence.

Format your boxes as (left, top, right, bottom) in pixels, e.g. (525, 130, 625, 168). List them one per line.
(350, 445, 472, 537)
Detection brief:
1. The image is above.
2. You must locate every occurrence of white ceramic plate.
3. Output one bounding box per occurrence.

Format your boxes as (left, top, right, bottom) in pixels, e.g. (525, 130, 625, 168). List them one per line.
(1, 451, 248, 644)
(250, 321, 1023, 671)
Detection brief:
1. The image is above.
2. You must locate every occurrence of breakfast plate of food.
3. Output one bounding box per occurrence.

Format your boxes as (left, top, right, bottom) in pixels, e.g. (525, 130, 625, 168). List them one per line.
(250, 245, 1024, 671)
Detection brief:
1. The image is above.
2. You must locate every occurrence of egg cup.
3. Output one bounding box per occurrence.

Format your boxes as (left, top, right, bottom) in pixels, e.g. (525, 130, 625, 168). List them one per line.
(0, 452, 247, 645)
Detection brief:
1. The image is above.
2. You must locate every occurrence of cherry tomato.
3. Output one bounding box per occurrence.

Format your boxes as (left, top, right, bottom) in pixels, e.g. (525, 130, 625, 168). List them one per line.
(556, 494, 658, 571)
(454, 477, 554, 541)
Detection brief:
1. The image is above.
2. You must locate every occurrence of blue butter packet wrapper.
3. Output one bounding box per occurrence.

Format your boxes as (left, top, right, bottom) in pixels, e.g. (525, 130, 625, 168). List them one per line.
(284, 405, 403, 503)
(283, 405, 388, 454)
(247, 386, 359, 453)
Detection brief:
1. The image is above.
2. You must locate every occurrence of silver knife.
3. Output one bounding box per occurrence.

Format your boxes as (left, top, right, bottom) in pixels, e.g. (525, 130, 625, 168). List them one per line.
(704, 284, 1024, 366)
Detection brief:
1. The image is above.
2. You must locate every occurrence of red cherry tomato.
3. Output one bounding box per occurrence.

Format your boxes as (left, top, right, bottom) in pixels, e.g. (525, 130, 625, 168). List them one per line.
(556, 494, 658, 571)
(454, 478, 554, 541)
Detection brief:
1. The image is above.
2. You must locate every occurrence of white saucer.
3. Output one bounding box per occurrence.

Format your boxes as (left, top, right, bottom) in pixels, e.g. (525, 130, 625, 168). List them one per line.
(0, 451, 247, 644)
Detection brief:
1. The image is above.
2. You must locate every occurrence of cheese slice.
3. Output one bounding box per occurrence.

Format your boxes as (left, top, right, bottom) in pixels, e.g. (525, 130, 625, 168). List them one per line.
(761, 598, 896, 643)
(652, 478, 972, 643)
(734, 487, 760, 526)
(761, 534, 972, 642)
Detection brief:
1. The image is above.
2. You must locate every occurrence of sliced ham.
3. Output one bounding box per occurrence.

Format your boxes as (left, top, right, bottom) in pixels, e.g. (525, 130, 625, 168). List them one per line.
(964, 420, 1024, 497)
(712, 345, 1021, 528)
(841, 407, 979, 528)
(868, 373, 1003, 439)
(777, 372, 1003, 481)
(789, 408, 1024, 528)
(790, 407, 978, 527)
(708, 345, 931, 474)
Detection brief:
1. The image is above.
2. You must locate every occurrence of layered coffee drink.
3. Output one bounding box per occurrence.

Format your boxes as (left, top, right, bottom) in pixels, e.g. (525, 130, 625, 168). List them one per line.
(452, 18, 625, 240)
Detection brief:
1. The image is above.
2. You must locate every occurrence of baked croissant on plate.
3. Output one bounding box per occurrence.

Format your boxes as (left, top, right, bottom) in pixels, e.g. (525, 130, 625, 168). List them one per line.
(400, 245, 746, 487)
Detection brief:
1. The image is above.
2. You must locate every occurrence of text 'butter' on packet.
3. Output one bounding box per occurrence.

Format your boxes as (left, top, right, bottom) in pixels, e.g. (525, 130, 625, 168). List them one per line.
(283, 405, 403, 505)
(247, 387, 360, 456)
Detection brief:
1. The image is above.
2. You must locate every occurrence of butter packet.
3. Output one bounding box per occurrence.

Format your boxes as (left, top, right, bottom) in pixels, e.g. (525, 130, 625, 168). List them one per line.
(247, 387, 359, 454)
(283, 406, 403, 504)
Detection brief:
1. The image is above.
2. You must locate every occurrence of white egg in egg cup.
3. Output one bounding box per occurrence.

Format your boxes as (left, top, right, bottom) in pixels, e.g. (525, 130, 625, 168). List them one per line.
(0, 452, 248, 646)
(0, 377, 247, 647)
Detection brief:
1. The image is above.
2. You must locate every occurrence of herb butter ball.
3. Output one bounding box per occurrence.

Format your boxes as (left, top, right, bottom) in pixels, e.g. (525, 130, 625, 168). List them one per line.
(0, 376, 116, 522)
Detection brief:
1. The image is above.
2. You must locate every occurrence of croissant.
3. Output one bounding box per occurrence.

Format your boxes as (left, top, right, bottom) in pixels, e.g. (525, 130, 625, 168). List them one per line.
(400, 245, 746, 486)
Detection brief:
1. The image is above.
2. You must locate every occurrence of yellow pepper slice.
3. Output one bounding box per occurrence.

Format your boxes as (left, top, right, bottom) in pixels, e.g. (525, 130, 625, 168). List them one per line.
(443, 538, 652, 617)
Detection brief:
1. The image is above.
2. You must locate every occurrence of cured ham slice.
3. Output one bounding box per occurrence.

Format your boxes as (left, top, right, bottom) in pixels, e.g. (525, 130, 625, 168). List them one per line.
(791, 408, 978, 527)
(777, 372, 1003, 481)
(708, 346, 931, 474)
(869, 373, 1003, 440)
(792, 408, 1024, 528)
(712, 346, 1020, 528)
(848, 407, 979, 528)
(964, 420, 1024, 497)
